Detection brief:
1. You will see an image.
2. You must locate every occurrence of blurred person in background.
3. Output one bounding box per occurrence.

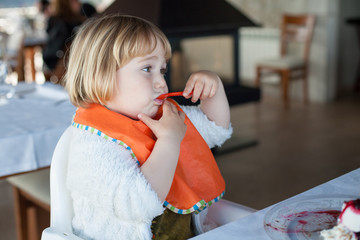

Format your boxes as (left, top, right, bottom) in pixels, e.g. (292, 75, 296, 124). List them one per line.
(42, 0, 96, 79)
(37, 0, 51, 18)
(80, 2, 97, 18)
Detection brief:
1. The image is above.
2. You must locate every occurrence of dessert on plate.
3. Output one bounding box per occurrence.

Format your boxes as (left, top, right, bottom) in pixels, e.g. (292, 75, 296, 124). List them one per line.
(320, 199, 360, 240)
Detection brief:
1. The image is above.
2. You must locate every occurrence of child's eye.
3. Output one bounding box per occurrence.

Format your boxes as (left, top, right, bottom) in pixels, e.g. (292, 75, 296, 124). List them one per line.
(160, 68, 168, 76)
(142, 66, 151, 72)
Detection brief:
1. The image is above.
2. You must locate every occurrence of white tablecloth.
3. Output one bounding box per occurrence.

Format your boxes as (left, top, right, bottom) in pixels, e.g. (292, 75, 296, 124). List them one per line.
(0, 83, 76, 178)
(192, 168, 360, 239)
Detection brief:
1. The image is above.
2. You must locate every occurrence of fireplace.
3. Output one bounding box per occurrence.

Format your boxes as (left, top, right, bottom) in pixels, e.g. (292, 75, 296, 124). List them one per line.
(103, 0, 261, 105)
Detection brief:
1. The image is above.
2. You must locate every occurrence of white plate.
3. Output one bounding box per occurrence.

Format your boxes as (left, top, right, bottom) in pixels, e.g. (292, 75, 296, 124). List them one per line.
(263, 194, 358, 240)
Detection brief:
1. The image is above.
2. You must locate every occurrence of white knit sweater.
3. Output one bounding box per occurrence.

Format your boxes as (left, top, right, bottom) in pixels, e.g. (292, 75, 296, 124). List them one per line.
(67, 105, 232, 240)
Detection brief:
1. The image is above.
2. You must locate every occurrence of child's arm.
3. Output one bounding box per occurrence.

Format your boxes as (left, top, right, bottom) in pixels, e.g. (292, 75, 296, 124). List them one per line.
(138, 101, 187, 201)
(183, 70, 230, 129)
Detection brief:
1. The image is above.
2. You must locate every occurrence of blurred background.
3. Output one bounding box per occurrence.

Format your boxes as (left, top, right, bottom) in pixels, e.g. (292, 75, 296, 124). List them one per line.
(0, 0, 359, 239)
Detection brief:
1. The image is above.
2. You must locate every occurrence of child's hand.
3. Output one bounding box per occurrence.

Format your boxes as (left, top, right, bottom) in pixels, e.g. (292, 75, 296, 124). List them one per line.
(138, 101, 187, 201)
(138, 101, 187, 143)
(183, 70, 220, 103)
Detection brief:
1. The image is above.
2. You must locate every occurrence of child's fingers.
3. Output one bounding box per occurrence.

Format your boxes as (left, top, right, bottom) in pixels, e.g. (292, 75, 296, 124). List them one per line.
(210, 83, 217, 97)
(204, 83, 219, 100)
(183, 81, 195, 98)
(191, 79, 206, 102)
(165, 101, 185, 121)
(163, 100, 177, 114)
(163, 101, 186, 125)
(184, 73, 206, 98)
(138, 113, 156, 129)
(200, 81, 213, 100)
(184, 72, 219, 102)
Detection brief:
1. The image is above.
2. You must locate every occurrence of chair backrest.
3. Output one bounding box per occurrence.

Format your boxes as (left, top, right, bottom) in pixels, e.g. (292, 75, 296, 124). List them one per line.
(50, 126, 74, 233)
(280, 14, 316, 61)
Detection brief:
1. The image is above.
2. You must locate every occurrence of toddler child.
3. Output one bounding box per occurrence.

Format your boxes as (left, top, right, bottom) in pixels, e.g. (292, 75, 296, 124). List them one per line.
(65, 14, 232, 240)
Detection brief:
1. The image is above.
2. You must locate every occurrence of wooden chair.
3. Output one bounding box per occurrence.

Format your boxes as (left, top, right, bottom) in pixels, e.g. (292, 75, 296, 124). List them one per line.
(255, 14, 316, 105)
(7, 168, 50, 240)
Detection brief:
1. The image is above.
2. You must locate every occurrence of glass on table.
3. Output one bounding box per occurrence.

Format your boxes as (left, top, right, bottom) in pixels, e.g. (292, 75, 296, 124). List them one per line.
(0, 60, 15, 105)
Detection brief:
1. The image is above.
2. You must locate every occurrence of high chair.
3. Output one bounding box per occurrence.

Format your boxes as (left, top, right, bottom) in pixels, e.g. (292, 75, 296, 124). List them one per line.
(255, 14, 316, 106)
(40, 126, 81, 240)
(41, 127, 256, 239)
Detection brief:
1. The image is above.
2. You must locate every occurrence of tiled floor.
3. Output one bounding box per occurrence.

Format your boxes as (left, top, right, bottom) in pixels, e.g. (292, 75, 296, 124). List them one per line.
(1, 92, 360, 239)
(216, 93, 360, 210)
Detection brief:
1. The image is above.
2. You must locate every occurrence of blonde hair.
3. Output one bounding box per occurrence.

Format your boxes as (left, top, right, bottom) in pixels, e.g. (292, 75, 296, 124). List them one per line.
(65, 14, 172, 108)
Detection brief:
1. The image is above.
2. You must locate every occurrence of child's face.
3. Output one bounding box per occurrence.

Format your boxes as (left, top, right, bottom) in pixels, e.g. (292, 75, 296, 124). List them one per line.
(105, 40, 168, 119)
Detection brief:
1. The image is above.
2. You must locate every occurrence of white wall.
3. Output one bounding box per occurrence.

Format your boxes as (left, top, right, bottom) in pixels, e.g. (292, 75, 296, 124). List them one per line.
(227, 0, 349, 102)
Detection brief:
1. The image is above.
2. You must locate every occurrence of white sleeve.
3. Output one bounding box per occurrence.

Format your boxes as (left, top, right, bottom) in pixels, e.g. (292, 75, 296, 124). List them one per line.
(181, 105, 233, 149)
(67, 128, 164, 222)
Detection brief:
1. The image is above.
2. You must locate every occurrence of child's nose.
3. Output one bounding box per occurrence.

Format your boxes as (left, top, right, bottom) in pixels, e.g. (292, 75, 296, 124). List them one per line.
(154, 75, 167, 89)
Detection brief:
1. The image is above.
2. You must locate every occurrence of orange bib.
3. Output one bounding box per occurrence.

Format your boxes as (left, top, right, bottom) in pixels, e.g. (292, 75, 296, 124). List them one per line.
(73, 100, 225, 214)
